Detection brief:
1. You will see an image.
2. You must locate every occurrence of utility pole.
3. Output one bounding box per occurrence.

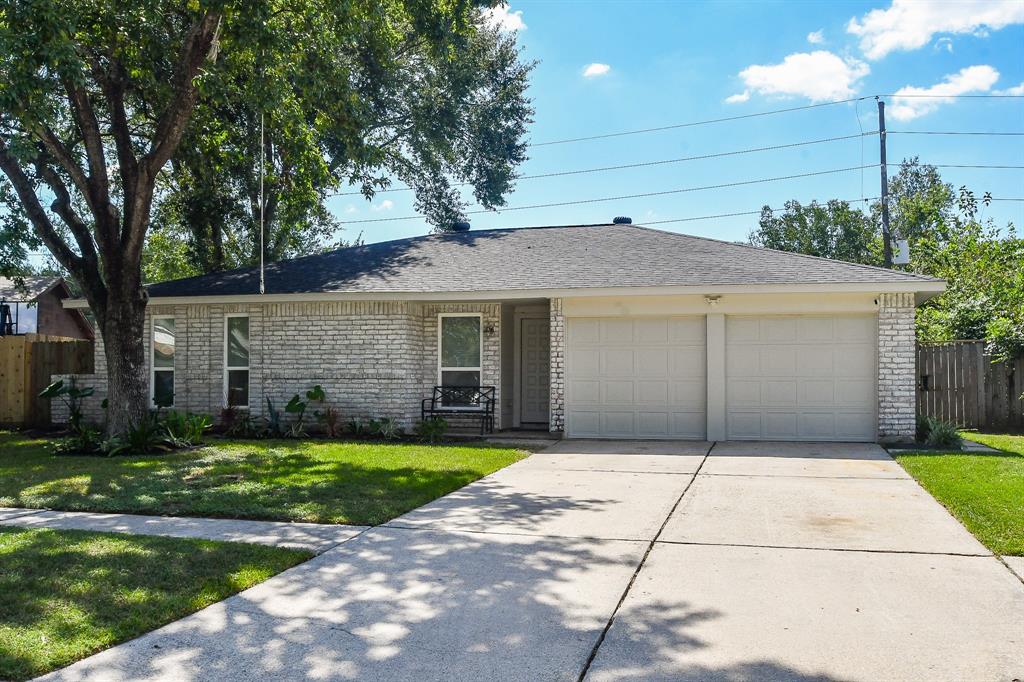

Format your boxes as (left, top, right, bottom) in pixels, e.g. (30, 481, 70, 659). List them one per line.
(877, 97, 892, 268)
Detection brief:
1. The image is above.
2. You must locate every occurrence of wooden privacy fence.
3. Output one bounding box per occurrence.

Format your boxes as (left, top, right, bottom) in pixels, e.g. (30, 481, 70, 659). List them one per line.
(916, 340, 1024, 430)
(0, 334, 94, 427)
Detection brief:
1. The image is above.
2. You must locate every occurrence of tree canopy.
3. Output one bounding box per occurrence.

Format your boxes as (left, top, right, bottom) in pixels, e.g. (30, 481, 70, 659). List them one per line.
(748, 158, 1023, 360)
(149, 1, 532, 274)
(0, 0, 534, 433)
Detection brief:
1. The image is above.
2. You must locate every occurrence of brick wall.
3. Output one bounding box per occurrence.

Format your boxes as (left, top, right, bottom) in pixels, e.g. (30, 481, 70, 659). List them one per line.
(548, 297, 565, 433)
(877, 292, 916, 443)
(53, 300, 502, 431)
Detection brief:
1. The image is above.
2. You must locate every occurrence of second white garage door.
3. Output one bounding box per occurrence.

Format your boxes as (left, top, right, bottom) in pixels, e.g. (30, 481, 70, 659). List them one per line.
(566, 317, 706, 439)
(726, 315, 877, 441)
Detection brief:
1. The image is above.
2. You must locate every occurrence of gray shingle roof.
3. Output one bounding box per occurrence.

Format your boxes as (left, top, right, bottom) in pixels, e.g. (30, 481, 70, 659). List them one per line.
(0, 275, 63, 301)
(145, 223, 940, 298)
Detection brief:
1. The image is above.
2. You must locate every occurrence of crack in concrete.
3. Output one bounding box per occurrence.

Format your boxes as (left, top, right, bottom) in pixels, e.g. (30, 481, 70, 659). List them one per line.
(652, 538, 992, 558)
(576, 442, 716, 682)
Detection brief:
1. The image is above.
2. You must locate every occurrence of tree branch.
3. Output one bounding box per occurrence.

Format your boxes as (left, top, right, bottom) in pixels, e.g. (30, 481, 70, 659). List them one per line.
(124, 11, 222, 262)
(28, 122, 93, 207)
(61, 73, 110, 208)
(0, 137, 87, 282)
(89, 55, 138, 192)
(142, 12, 223, 175)
(33, 160, 100, 267)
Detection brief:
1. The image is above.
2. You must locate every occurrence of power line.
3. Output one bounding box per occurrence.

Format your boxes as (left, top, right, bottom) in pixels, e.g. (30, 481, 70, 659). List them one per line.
(909, 163, 1024, 169)
(530, 96, 872, 147)
(529, 94, 1020, 148)
(339, 165, 880, 224)
(889, 130, 1024, 137)
(330, 132, 881, 197)
(878, 93, 1024, 99)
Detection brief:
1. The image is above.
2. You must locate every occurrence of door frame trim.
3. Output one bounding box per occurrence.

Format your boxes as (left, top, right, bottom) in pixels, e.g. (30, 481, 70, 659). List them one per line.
(513, 306, 550, 428)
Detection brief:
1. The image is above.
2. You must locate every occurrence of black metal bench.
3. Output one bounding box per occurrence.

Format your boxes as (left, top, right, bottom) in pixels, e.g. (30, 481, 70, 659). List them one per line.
(421, 385, 496, 435)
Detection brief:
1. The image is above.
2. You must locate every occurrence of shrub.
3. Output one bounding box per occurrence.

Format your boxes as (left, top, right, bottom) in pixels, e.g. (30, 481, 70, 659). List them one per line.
(372, 417, 402, 441)
(264, 397, 285, 437)
(164, 411, 212, 447)
(415, 417, 448, 443)
(318, 405, 342, 437)
(54, 425, 104, 456)
(39, 378, 94, 433)
(916, 414, 933, 442)
(924, 417, 963, 449)
(284, 394, 308, 437)
(347, 418, 368, 436)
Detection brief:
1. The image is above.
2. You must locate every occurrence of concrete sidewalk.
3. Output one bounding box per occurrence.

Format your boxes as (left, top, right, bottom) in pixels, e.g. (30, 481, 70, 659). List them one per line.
(0, 507, 366, 553)
(35, 441, 1024, 681)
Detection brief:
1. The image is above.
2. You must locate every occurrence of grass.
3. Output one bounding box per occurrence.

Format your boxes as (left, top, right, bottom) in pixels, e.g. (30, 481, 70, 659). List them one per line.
(894, 432, 1024, 557)
(0, 526, 310, 681)
(0, 432, 527, 525)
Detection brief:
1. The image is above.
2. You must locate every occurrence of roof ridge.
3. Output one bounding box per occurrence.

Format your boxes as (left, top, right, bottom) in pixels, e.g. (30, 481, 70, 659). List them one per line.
(625, 223, 939, 282)
(141, 223, 615, 288)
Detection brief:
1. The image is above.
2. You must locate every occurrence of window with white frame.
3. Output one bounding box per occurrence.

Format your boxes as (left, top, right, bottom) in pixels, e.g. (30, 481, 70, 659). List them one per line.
(438, 313, 482, 391)
(224, 315, 250, 408)
(151, 316, 175, 407)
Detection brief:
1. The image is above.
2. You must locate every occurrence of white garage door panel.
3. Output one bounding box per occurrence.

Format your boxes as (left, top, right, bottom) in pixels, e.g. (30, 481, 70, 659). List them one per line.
(567, 317, 706, 439)
(726, 315, 876, 442)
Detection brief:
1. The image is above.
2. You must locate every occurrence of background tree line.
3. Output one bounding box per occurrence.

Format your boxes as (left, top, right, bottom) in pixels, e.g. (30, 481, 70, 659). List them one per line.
(750, 158, 1023, 360)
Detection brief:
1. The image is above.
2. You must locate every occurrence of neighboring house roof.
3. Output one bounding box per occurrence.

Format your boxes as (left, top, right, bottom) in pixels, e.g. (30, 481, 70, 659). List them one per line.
(0, 275, 65, 301)
(144, 223, 942, 299)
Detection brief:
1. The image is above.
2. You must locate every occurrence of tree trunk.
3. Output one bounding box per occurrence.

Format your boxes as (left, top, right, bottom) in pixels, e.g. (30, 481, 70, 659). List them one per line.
(100, 291, 149, 435)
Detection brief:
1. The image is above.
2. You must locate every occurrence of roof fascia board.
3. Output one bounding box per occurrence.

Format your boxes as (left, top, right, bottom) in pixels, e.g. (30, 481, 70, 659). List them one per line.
(63, 280, 946, 309)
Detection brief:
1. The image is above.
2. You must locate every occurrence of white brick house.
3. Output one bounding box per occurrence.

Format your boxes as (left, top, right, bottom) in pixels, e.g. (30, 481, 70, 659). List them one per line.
(62, 222, 943, 443)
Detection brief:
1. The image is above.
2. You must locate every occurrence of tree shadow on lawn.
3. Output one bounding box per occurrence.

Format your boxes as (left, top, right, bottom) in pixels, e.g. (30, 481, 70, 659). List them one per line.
(0, 440, 520, 526)
(0, 527, 306, 681)
(43, 490, 847, 682)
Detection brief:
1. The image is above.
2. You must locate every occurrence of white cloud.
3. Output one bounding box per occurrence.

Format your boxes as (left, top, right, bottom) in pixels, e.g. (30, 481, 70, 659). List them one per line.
(371, 199, 394, 212)
(934, 37, 954, 53)
(582, 63, 611, 78)
(724, 90, 751, 104)
(343, 204, 357, 214)
(888, 65, 1000, 121)
(737, 51, 870, 102)
(807, 30, 825, 44)
(481, 4, 526, 32)
(995, 81, 1024, 96)
(848, 0, 1024, 60)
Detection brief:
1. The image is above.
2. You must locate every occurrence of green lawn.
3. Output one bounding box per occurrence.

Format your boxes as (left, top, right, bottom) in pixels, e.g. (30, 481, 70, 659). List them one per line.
(895, 432, 1024, 557)
(0, 526, 310, 681)
(0, 432, 527, 525)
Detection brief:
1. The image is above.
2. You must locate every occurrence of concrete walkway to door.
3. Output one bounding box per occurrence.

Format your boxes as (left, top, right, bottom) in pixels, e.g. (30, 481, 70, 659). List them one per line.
(41, 441, 1024, 681)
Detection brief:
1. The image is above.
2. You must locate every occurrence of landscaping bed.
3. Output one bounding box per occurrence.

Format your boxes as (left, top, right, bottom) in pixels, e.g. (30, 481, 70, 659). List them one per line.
(0, 526, 310, 681)
(894, 432, 1024, 557)
(0, 432, 528, 525)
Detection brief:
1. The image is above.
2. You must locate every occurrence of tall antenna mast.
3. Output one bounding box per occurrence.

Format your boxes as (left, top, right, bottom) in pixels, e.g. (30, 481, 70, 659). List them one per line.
(259, 110, 265, 294)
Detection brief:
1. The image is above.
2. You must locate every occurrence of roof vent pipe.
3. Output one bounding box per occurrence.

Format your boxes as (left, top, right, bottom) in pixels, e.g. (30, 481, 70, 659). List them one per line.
(612, 216, 632, 224)
(452, 221, 471, 232)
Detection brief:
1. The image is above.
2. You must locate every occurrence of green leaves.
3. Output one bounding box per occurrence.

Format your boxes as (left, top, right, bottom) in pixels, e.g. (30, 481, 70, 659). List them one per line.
(151, 0, 533, 277)
(749, 199, 879, 266)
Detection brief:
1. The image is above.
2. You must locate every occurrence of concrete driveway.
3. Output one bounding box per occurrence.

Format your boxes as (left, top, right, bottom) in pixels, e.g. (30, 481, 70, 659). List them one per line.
(44, 441, 1024, 681)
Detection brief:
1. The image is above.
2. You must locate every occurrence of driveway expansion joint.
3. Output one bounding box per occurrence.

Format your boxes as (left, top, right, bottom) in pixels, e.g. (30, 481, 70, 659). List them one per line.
(576, 442, 716, 682)
(652, 538, 993, 558)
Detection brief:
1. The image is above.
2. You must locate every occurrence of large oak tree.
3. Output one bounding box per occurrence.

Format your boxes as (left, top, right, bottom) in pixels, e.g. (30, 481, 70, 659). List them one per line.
(0, 0, 532, 434)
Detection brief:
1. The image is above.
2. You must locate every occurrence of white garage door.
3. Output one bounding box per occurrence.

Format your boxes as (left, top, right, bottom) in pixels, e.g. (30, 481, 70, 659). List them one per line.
(566, 317, 706, 439)
(726, 315, 876, 441)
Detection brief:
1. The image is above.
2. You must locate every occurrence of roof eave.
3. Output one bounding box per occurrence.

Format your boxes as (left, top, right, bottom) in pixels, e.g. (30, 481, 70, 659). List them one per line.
(63, 280, 946, 309)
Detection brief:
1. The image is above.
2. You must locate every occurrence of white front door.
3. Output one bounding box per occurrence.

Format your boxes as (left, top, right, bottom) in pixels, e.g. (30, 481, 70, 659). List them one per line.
(520, 317, 550, 423)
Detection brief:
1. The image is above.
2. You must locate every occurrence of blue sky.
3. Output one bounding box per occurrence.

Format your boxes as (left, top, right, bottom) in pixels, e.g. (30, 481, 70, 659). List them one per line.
(331, 0, 1024, 246)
